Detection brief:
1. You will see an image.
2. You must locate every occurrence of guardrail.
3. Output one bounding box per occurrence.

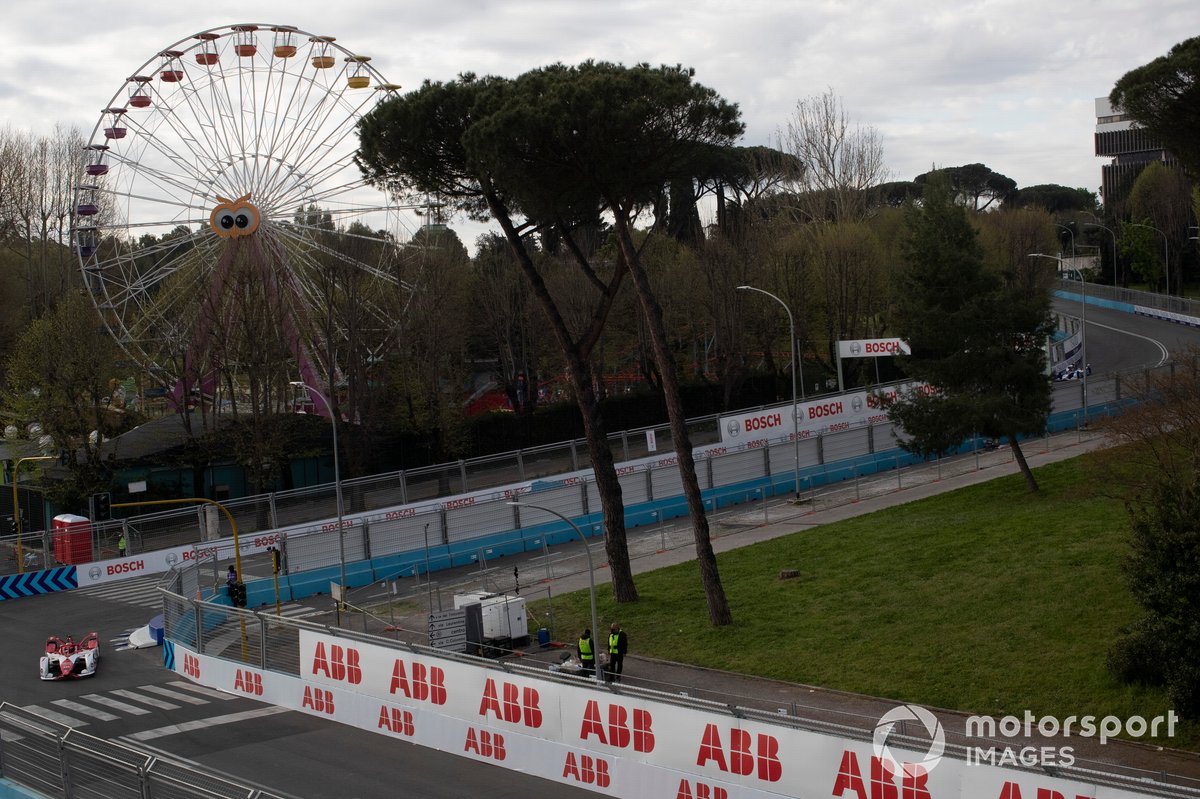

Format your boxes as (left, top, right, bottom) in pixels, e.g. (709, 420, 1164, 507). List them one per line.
(0, 702, 298, 799)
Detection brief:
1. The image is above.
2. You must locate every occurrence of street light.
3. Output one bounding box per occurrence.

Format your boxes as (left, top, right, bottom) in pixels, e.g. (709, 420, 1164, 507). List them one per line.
(1056, 224, 1075, 258)
(1130, 223, 1169, 295)
(737, 285, 803, 499)
(291, 381, 346, 608)
(13, 455, 56, 573)
(1082, 221, 1118, 287)
(1030, 253, 1087, 418)
(507, 500, 602, 684)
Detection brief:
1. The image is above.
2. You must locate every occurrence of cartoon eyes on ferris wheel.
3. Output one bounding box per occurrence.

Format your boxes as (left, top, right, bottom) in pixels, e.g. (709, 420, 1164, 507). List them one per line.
(209, 194, 260, 238)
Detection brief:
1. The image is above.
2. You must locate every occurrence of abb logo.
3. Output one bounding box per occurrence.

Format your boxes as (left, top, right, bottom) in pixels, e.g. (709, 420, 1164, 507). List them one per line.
(377, 706, 415, 737)
(563, 753, 610, 788)
(302, 686, 335, 714)
(832, 751, 929, 799)
(743, 413, 782, 432)
(478, 678, 541, 728)
(390, 658, 447, 705)
(183, 653, 201, 679)
(107, 560, 144, 575)
(696, 724, 781, 782)
(464, 728, 506, 760)
(579, 700, 655, 752)
(676, 780, 728, 799)
(807, 401, 844, 420)
(233, 669, 263, 695)
(998, 783, 1099, 799)
(310, 641, 361, 684)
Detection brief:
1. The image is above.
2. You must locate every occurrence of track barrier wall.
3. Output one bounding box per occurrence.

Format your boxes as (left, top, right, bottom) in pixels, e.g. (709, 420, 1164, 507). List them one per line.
(159, 591, 1197, 799)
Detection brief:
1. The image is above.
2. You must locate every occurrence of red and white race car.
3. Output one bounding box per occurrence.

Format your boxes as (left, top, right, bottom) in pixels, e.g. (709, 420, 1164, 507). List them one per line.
(39, 633, 100, 680)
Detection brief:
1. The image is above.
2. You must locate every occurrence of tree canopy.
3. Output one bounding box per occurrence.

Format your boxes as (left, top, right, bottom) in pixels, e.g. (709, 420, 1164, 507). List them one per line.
(1111, 35, 1200, 178)
(1006, 184, 1098, 214)
(915, 163, 1017, 211)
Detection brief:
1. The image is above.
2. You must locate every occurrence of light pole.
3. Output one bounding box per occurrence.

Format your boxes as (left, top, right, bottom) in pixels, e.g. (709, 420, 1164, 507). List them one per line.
(1030, 253, 1087, 417)
(737, 285, 803, 499)
(1082, 221, 1118, 287)
(291, 381, 346, 606)
(1130, 223, 1169, 296)
(507, 500, 602, 684)
(1056, 224, 1075, 258)
(12, 455, 56, 573)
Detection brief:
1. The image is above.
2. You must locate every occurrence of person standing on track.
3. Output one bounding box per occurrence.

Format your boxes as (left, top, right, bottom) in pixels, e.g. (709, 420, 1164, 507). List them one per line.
(605, 622, 628, 683)
(577, 628, 596, 679)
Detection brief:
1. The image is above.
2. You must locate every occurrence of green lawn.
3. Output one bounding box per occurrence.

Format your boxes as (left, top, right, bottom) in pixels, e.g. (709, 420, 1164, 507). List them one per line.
(529, 457, 1197, 748)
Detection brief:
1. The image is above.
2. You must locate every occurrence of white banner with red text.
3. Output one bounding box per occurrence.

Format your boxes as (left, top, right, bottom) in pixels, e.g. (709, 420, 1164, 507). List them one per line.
(170, 631, 1155, 799)
(837, 338, 911, 359)
(718, 382, 933, 446)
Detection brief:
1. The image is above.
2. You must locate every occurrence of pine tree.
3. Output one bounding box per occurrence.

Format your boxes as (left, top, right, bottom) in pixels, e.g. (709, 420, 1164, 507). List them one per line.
(887, 172, 1053, 491)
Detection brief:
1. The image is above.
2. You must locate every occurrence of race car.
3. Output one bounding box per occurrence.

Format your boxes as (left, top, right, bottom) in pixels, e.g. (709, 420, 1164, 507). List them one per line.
(40, 633, 100, 680)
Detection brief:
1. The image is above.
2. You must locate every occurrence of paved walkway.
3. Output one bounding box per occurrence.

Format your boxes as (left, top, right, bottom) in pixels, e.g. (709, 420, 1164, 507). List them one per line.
(308, 428, 1200, 792)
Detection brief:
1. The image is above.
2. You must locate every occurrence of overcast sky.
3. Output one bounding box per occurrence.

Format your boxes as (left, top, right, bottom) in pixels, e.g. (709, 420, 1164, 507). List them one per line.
(1, 1, 1191, 236)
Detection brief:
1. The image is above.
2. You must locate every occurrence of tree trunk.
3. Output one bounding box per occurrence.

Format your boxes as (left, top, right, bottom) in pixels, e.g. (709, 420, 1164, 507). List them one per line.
(1009, 439, 1039, 492)
(486, 198, 639, 603)
(567, 358, 638, 602)
(613, 212, 732, 626)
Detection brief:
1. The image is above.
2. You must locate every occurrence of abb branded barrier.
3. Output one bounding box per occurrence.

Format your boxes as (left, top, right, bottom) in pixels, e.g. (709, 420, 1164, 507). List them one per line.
(719, 383, 933, 446)
(172, 630, 1156, 799)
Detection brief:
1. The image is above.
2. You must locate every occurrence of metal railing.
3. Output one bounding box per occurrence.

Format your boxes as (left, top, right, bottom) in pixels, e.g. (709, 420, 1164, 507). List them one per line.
(2, 366, 1134, 584)
(0, 703, 298, 799)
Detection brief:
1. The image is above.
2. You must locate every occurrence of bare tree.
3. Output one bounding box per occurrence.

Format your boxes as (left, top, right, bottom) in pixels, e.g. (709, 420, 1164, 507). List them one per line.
(778, 88, 890, 224)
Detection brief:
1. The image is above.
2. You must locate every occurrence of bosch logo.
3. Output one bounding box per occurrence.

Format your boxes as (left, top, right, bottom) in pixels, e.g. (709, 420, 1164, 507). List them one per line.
(865, 340, 906, 354)
(744, 413, 782, 432)
(165, 552, 179, 566)
(726, 419, 741, 438)
(849, 342, 862, 356)
(851, 396, 864, 413)
(807, 401, 844, 419)
(88, 565, 102, 581)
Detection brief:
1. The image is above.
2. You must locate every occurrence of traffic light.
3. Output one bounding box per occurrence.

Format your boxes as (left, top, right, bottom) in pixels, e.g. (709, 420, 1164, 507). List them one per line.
(230, 581, 247, 608)
(94, 492, 111, 521)
(7, 515, 16, 536)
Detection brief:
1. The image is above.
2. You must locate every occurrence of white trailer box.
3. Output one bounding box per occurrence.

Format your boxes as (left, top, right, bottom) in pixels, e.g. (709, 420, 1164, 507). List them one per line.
(452, 592, 528, 644)
(479, 595, 527, 642)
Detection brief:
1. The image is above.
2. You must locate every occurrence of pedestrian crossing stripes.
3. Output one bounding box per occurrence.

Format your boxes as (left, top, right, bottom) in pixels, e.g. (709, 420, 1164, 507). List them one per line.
(74, 575, 165, 609)
(120, 706, 291, 743)
(73, 574, 322, 620)
(111, 688, 179, 711)
(21, 681, 291, 734)
(50, 698, 120, 722)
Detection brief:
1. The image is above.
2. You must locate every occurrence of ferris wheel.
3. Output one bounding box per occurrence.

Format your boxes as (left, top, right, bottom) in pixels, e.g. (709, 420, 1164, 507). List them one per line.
(72, 23, 421, 416)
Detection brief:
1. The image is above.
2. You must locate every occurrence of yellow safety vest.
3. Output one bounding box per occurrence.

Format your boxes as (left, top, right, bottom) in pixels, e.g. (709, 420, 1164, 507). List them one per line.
(609, 633, 620, 654)
(578, 637, 593, 659)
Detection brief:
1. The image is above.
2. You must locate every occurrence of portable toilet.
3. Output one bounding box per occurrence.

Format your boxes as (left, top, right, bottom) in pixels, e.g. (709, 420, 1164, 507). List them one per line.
(52, 514, 93, 565)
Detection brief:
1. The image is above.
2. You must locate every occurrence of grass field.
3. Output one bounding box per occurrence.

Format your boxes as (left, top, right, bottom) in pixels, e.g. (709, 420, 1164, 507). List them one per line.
(528, 456, 1198, 748)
